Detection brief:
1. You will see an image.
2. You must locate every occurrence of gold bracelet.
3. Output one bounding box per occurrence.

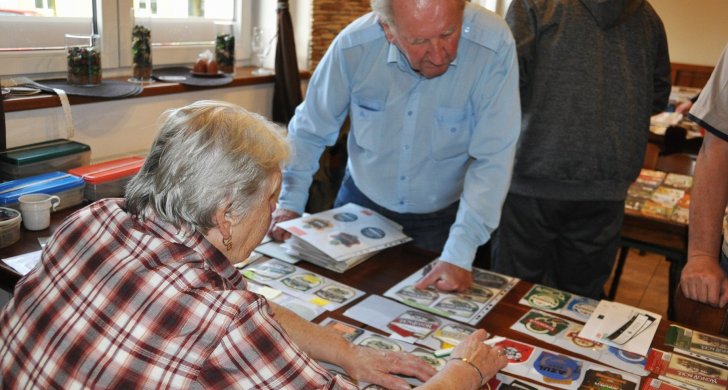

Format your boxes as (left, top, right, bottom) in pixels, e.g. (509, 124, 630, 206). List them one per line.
(450, 356, 485, 388)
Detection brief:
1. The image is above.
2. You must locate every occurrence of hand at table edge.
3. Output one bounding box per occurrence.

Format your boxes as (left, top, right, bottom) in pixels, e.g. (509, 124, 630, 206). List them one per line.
(680, 255, 728, 308)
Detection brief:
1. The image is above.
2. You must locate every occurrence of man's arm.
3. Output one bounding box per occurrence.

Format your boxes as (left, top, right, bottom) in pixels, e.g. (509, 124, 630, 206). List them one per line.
(424, 19, 521, 292)
(682, 132, 728, 307)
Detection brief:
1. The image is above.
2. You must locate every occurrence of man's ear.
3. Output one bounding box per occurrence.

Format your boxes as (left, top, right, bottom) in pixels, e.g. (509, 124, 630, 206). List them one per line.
(213, 205, 232, 239)
(380, 21, 395, 43)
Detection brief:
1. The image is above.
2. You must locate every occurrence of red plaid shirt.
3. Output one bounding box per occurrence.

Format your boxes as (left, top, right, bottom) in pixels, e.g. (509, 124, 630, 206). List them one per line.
(0, 199, 356, 389)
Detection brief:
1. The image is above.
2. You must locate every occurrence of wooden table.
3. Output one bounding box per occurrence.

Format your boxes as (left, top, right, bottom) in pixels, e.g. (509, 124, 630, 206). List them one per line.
(0, 203, 721, 389)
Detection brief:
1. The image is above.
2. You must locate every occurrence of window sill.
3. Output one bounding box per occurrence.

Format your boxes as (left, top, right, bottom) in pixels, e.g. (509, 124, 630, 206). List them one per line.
(2, 66, 311, 113)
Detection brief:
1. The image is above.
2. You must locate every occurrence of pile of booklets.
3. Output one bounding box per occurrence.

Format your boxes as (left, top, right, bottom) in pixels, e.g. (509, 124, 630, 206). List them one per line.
(277, 203, 411, 273)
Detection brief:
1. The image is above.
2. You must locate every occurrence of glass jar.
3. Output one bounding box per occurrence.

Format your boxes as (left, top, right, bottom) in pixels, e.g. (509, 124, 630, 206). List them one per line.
(130, 8, 153, 83)
(214, 21, 235, 75)
(65, 34, 102, 86)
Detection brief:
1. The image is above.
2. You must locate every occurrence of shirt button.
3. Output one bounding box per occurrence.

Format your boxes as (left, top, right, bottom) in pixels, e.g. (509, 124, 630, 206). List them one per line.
(464, 26, 471, 33)
(403, 145, 409, 150)
(400, 176, 406, 181)
(407, 111, 413, 116)
(399, 200, 405, 205)
(450, 127, 457, 133)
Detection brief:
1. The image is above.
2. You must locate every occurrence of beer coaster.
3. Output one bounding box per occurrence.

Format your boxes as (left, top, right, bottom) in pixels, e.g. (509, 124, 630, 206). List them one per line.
(608, 346, 647, 365)
(330, 232, 361, 247)
(472, 269, 510, 289)
(534, 351, 581, 384)
(411, 348, 446, 369)
(498, 339, 534, 364)
(358, 335, 402, 351)
(281, 273, 323, 291)
(388, 310, 441, 339)
(360, 226, 386, 239)
(434, 297, 478, 318)
(432, 324, 473, 347)
(302, 217, 332, 230)
(244, 260, 295, 281)
(333, 212, 358, 222)
(520, 311, 570, 336)
(523, 285, 570, 310)
(315, 284, 356, 303)
(395, 285, 439, 305)
(456, 285, 494, 304)
(323, 320, 364, 343)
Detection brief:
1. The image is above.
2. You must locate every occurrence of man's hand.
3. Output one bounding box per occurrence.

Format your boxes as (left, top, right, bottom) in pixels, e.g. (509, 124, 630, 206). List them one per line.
(268, 208, 301, 242)
(680, 256, 728, 308)
(414, 261, 472, 292)
(340, 345, 437, 390)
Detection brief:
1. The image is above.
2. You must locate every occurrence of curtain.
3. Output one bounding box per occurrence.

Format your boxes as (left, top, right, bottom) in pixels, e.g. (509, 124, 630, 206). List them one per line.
(272, 0, 303, 125)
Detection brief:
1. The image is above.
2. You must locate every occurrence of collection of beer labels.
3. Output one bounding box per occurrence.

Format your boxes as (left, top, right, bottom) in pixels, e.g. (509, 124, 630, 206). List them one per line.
(240, 203, 728, 389)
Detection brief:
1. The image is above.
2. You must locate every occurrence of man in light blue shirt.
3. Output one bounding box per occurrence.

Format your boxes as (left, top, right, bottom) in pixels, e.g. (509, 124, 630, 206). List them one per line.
(269, 0, 520, 291)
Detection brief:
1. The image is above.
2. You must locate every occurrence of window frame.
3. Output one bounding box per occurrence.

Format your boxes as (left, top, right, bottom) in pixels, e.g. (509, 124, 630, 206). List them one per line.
(0, 0, 252, 79)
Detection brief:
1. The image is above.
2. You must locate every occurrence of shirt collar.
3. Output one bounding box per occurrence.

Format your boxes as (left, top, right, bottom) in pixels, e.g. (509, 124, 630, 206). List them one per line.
(385, 39, 459, 75)
(139, 209, 245, 288)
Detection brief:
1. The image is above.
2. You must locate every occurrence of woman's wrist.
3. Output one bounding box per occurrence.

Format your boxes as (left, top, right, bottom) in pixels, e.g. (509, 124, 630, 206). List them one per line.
(448, 356, 484, 389)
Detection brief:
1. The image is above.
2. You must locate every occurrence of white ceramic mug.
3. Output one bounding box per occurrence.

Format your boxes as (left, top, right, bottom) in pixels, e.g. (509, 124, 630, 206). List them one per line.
(18, 193, 61, 231)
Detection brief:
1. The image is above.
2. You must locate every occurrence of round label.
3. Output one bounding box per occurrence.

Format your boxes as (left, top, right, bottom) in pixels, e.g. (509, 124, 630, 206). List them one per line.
(281, 273, 323, 291)
(315, 284, 355, 303)
(333, 212, 358, 222)
(361, 226, 386, 239)
(396, 285, 439, 305)
(359, 335, 402, 351)
(534, 351, 581, 382)
(434, 297, 478, 318)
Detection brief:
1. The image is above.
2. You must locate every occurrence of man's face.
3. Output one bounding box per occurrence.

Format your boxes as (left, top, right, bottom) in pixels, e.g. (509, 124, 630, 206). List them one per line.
(382, 0, 463, 79)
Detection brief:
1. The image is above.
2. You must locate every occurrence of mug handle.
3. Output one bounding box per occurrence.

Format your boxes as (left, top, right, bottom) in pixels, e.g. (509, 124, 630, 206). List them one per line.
(49, 195, 61, 212)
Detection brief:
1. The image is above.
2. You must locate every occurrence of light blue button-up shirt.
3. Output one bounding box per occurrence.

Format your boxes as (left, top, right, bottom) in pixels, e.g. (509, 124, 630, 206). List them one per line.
(279, 3, 521, 270)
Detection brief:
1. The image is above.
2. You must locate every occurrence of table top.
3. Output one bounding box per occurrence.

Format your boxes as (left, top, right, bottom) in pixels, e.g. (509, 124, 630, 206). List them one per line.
(0, 202, 722, 388)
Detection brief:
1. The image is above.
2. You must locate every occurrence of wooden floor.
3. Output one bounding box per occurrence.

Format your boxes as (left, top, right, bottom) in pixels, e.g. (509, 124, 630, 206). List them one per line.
(605, 248, 670, 319)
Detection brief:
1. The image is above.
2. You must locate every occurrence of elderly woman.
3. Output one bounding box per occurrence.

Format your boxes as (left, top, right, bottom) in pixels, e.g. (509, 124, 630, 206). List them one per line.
(0, 101, 506, 389)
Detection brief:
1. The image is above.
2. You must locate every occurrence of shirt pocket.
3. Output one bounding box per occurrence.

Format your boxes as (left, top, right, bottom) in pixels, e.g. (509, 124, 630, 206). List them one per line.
(350, 95, 387, 152)
(431, 106, 471, 161)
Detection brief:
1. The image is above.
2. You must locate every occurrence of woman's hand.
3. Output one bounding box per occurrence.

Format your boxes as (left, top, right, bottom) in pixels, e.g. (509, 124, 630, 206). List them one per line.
(340, 344, 437, 390)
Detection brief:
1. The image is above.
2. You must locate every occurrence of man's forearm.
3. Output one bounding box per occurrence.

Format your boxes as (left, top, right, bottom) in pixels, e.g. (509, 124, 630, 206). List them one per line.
(688, 133, 728, 260)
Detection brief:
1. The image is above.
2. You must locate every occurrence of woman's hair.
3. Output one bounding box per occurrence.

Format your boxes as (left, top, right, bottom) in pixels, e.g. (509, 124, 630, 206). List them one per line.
(125, 100, 290, 233)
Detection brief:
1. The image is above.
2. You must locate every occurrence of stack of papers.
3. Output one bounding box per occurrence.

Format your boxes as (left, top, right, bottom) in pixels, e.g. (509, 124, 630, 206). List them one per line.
(625, 169, 692, 224)
(278, 203, 411, 273)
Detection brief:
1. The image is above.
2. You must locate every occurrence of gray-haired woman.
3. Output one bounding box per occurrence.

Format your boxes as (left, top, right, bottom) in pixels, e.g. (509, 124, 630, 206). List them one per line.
(0, 100, 506, 389)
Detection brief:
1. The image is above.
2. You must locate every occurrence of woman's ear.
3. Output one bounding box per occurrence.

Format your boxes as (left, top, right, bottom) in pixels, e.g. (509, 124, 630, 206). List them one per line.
(213, 205, 232, 239)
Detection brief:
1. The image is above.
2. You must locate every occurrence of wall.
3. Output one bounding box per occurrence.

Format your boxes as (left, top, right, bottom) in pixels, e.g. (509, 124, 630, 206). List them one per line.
(5, 84, 275, 162)
(651, 0, 728, 66)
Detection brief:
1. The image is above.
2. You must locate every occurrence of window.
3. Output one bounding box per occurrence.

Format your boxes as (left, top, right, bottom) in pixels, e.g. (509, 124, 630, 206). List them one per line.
(472, 0, 513, 15)
(0, 0, 252, 78)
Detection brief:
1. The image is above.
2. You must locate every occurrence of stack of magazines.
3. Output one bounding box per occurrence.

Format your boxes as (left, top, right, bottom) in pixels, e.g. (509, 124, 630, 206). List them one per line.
(277, 203, 411, 273)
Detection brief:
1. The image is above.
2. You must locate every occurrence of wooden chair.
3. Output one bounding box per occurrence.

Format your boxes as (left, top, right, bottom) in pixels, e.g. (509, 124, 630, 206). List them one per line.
(673, 283, 728, 336)
(643, 142, 660, 170)
(655, 153, 696, 176)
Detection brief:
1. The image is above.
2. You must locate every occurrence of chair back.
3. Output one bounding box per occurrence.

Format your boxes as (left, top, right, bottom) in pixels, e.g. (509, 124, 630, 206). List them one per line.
(643, 142, 660, 170)
(656, 153, 696, 176)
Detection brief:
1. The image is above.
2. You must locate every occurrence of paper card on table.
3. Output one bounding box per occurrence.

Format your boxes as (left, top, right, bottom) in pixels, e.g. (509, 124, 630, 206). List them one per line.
(240, 256, 364, 311)
(2, 250, 42, 276)
(578, 300, 660, 356)
(665, 324, 728, 368)
(518, 284, 598, 322)
(343, 294, 477, 350)
(511, 309, 648, 376)
(245, 281, 326, 321)
(639, 377, 688, 390)
(645, 349, 728, 390)
(486, 372, 551, 390)
(383, 260, 518, 325)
